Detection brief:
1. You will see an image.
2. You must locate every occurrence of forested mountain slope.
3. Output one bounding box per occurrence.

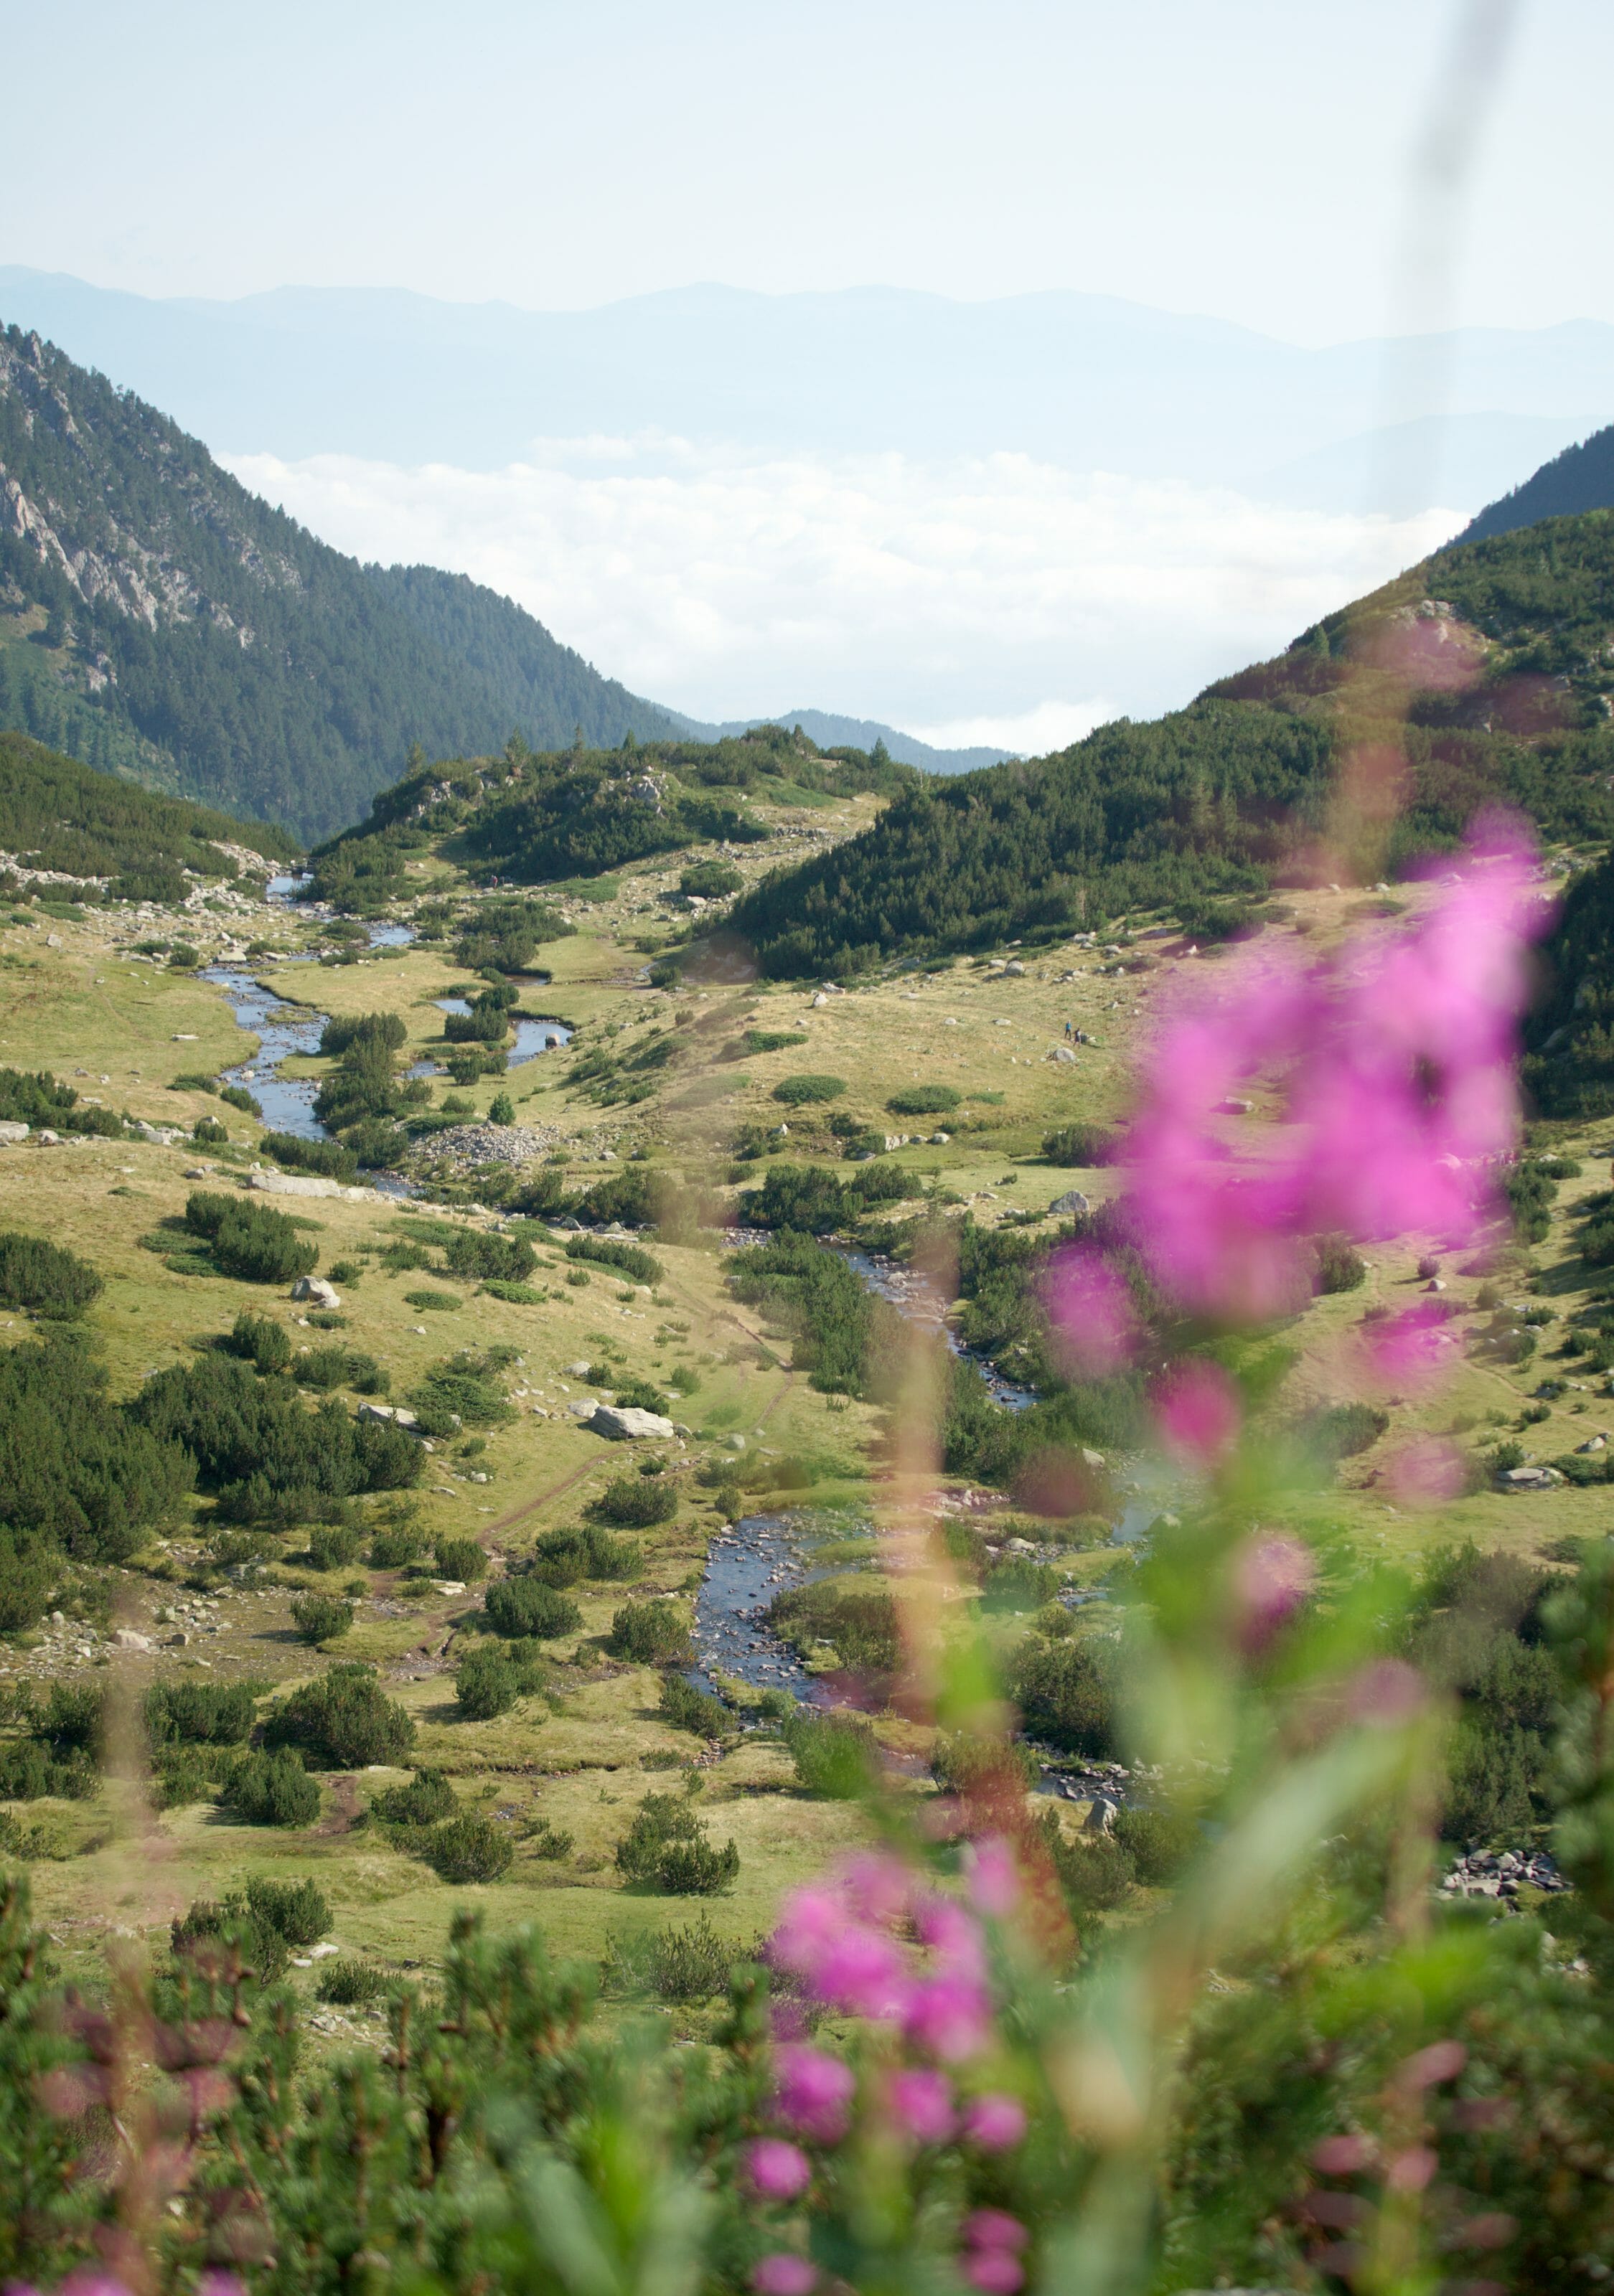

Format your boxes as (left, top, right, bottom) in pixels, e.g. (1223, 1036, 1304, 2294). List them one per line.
(0, 324, 681, 841)
(0, 728, 295, 898)
(1459, 423, 1614, 543)
(725, 512, 1614, 977)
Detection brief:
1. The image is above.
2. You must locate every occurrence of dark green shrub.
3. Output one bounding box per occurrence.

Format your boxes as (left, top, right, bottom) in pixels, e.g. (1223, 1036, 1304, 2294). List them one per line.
(609, 1599, 693, 1666)
(615, 1791, 738, 1893)
(370, 1525, 426, 1568)
(434, 1536, 487, 1583)
(1038, 1808, 1135, 1911)
(1112, 1806, 1200, 1885)
(982, 1556, 1062, 1612)
(783, 1711, 876, 1799)
(1313, 1233, 1367, 1294)
(441, 1229, 536, 1284)
(455, 1643, 527, 1719)
(316, 1956, 389, 2005)
(565, 1236, 665, 1285)
(1013, 1636, 1117, 1756)
(680, 860, 743, 900)
(144, 1679, 256, 1747)
(0, 1739, 93, 1801)
(0, 1231, 103, 1316)
(263, 1662, 416, 1768)
(592, 1474, 677, 1528)
(291, 1591, 354, 1644)
(659, 1673, 730, 1738)
(372, 1767, 457, 1825)
(192, 1116, 229, 1146)
(244, 1873, 331, 1945)
(1042, 1123, 1115, 1167)
(184, 1192, 317, 1284)
(1309, 1401, 1389, 1459)
(530, 1525, 642, 1585)
(886, 1085, 960, 1115)
(772, 1073, 846, 1105)
(306, 1525, 362, 1573)
(423, 1812, 514, 1883)
(230, 1312, 292, 1373)
(260, 1131, 359, 1181)
(220, 1749, 322, 1827)
(220, 1084, 262, 1117)
(408, 1351, 514, 1434)
(768, 1581, 899, 1675)
(484, 1578, 581, 1639)
(170, 1894, 291, 1983)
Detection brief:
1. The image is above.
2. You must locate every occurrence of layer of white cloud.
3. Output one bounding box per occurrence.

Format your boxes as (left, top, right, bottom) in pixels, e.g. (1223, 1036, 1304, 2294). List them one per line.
(226, 440, 1465, 746)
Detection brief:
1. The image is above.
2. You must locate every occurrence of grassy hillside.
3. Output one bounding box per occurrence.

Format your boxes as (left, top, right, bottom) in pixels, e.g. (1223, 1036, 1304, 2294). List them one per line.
(0, 324, 682, 840)
(725, 511, 1614, 977)
(309, 719, 916, 911)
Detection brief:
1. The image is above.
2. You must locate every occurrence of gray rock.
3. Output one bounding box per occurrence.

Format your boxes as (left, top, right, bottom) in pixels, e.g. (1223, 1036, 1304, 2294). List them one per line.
(357, 1402, 422, 1433)
(591, 1403, 677, 1440)
(111, 1628, 154, 1652)
(0, 1121, 29, 1144)
(250, 1168, 372, 1203)
(290, 1276, 342, 1309)
(1049, 1189, 1091, 1215)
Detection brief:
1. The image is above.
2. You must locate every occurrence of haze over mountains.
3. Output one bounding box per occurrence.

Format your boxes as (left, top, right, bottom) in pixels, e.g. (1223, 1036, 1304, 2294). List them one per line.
(6, 267, 1611, 759)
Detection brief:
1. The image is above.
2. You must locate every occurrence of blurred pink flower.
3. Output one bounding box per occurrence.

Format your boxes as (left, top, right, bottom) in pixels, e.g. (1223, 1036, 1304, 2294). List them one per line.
(904, 1972, 992, 2061)
(753, 2257, 817, 2296)
(961, 2092, 1028, 2151)
(1347, 1657, 1426, 1727)
(1313, 2132, 1375, 2176)
(1122, 827, 1544, 1323)
(964, 1834, 1021, 1919)
(1044, 1244, 1137, 1377)
(1153, 1360, 1242, 1465)
(747, 2139, 813, 2201)
(889, 2066, 955, 2143)
(1385, 2145, 1439, 2193)
(1232, 1535, 1316, 1652)
(1399, 2039, 1468, 2090)
(963, 2211, 1030, 2252)
(962, 2256, 1025, 2295)
(770, 1887, 909, 2021)
(1362, 1302, 1455, 1393)
(1385, 1435, 1465, 1509)
(773, 2043, 855, 2142)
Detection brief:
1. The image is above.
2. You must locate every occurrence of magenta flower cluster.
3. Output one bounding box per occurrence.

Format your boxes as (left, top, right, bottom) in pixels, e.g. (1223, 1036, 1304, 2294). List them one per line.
(747, 1852, 1030, 2292)
(1054, 827, 1544, 1335)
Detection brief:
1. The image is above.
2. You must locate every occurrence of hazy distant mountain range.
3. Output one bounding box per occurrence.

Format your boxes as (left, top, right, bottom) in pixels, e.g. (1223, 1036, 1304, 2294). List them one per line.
(1, 268, 1608, 506)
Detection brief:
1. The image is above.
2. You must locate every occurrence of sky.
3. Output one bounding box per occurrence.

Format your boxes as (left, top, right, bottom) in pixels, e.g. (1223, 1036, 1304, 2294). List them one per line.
(4, 0, 1609, 748)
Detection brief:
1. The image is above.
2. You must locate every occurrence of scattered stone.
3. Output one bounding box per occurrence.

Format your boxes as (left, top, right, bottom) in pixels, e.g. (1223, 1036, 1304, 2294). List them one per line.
(591, 1403, 677, 1441)
(1501, 1464, 1559, 1491)
(0, 1122, 28, 1145)
(182, 1165, 211, 1179)
(111, 1628, 154, 1652)
(1049, 1190, 1091, 1216)
(290, 1276, 342, 1309)
(248, 1168, 372, 1202)
(357, 1402, 423, 1434)
(1440, 1846, 1568, 1898)
(1047, 1045, 1077, 1063)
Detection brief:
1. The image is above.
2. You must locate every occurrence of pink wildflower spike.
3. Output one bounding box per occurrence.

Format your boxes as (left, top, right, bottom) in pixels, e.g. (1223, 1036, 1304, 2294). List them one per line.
(1231, 1535, 1316, 1654)
(752, 2257, 817, 2296)
(1399, 2039, 1467, 2089)
(964, 1834, 1021, 1919)
(964, 2211, 1031, 2252)
(903, 1970, 993, 2061)
(1384, 1435, 1465, 1509)
(888, 2066, 955, 2144)
(961, 2092, 1028, 2151)
(1153, 1359, 1241, 1466)
(773, 2043, 855, 2142)
(746, 2138, 813, 2201)
(1044, 1244, 1138, 1378)
(1385, 2145, 1439, 2193)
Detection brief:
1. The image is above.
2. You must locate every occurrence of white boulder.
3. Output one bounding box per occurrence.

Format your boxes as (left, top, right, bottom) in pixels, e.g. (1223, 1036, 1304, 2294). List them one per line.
(591, 1403, 677, 1440)
(290, 1276, 342, 1309)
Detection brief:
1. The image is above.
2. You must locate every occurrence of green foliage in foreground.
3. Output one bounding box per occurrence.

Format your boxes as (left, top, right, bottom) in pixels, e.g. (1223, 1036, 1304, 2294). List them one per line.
(0, 1230, 103, 1316)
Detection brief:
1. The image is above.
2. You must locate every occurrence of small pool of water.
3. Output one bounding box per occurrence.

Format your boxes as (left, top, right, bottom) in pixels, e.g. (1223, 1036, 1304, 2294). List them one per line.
(434, 999, 572, 1070)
